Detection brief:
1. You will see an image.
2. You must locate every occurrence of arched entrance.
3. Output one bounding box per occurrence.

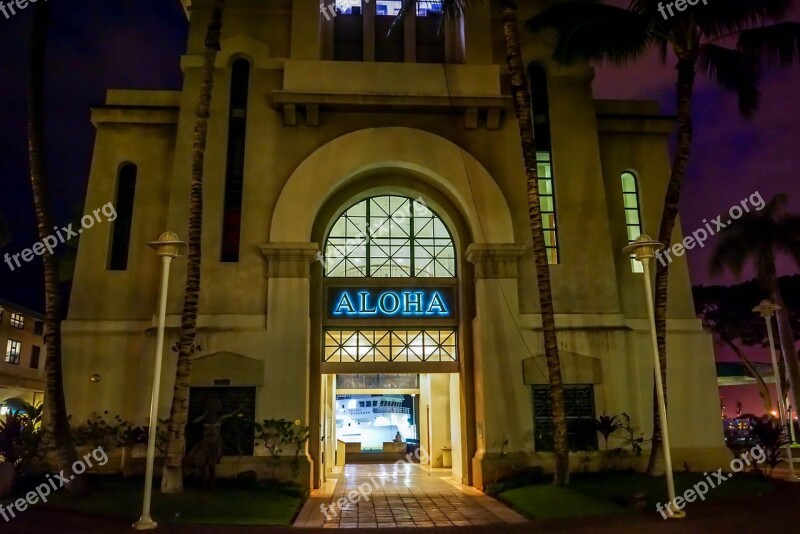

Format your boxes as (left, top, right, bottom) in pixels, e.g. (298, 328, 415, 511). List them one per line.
(265, 127, 518, 490)
(311, 187, 470, 487)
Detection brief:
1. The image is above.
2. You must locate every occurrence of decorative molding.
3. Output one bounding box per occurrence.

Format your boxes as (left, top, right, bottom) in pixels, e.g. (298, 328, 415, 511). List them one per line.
(259, 243, 320, 278)
(465, 244, 527, 279)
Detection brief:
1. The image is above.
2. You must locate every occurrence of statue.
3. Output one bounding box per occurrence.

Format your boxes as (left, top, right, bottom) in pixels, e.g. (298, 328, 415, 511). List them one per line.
(187, 396, 241, 489)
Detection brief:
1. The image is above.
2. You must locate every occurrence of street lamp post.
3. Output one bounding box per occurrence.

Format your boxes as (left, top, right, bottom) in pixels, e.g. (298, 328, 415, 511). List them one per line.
(752, 299, 799, 482)
(134, 232, 185, 530)
(623, 235, 685, 519)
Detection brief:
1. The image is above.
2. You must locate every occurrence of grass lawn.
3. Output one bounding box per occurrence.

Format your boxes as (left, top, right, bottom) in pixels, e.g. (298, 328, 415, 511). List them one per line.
(498, 472, 775, 520)
(43, 477, 305, 525)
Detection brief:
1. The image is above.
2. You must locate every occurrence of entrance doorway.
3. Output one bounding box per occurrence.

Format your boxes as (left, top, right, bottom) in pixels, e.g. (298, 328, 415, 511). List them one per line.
(320, 373, 463, 482)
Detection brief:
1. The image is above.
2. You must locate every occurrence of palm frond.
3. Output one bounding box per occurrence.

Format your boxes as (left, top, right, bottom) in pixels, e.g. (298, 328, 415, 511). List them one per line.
(387, 0, 417, 37)
(697, 44, 761, 116)
(775, 213, 800, 269)
(526, 2, 654, 65)
(695, 0, 792, 39)
(739, 22, 800, 66)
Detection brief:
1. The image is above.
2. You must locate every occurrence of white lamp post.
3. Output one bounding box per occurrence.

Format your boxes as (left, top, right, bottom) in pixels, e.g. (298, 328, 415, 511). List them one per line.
(623, 235, 684, 519)
(134, 232, 184, 530)
(752, 299, 799, 481)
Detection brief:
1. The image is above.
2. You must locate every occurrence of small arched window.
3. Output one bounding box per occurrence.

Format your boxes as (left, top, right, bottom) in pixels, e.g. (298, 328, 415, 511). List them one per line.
(108, 163, 137, 270)
(324, 195, 455, 278)
(621, 171, 644, 273)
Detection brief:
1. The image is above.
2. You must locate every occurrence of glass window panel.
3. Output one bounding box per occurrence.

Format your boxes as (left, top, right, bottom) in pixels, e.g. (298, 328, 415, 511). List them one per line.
(324, 195, 455, 278)
(625, 210, 640, 226)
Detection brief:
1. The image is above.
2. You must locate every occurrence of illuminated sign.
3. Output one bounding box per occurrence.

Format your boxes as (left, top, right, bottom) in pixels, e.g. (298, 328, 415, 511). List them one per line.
(328, 288, 455, 318)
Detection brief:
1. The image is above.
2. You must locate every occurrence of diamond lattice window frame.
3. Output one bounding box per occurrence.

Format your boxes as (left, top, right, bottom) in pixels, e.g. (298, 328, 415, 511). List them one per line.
(324, 195, 456, 278)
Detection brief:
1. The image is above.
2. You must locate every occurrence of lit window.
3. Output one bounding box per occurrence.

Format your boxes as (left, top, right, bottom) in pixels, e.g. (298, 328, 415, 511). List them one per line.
(324, 329, 457, 363)
(5, 340, 21, 365)
(529, 64, 558, 264)
(324, 195, 455, 278)
(621, 171, 644, 273)
(10, 313, 24, 329)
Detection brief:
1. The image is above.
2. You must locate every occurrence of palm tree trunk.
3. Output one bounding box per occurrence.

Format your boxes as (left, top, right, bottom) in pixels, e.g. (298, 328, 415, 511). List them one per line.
(763, 255, 800, 425)
(161, 0, 224, 494)
(648, 56, 696, 476)
(500, 0, 569, 484)
(28, 2, 86, 493)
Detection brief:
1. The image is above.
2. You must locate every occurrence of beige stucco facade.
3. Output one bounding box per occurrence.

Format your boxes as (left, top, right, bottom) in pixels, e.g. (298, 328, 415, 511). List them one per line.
(0, 299, 46, 409)
(63, 0, 727, 489)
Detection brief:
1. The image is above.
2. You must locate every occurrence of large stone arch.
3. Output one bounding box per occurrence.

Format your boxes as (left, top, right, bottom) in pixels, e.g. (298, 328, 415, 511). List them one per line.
(270, 127, 515, 245)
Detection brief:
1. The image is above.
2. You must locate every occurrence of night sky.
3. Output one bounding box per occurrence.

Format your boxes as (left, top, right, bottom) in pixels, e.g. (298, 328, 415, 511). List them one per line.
(1, 1, 798, 327)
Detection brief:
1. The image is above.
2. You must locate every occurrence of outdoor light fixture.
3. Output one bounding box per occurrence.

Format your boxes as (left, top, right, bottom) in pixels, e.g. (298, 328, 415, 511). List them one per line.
(752, 299, 800, 482)
(134, 232, 185, 531)
(623, 235, 685, 519)
(90, 374, 101, 383)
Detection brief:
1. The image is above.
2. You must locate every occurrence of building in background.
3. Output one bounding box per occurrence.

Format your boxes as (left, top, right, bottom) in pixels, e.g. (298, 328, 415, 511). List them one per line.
(62, 0, 728, 488)
(0, 298, 45, 412)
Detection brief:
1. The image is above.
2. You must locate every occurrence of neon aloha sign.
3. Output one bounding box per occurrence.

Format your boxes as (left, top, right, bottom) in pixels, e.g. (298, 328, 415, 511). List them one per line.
(330, 289, 452, 318)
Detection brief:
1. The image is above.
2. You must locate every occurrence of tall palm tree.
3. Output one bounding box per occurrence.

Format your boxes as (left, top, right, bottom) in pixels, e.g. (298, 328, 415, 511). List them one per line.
(161, 0, 225, 494)
(528, 0, 800, 475)
(27, 1, 86, 492)
(710, 193, 800, 423)
(392, 0, 570, 484)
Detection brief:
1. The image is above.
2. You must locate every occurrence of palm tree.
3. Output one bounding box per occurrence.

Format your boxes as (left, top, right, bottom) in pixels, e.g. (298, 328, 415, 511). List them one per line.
(710, 193, 800, 425)
(528, 0, 800, 475)
(161, 0, 225, 494)
(392, 0, 570, 484)
(27, 1, 85, 492)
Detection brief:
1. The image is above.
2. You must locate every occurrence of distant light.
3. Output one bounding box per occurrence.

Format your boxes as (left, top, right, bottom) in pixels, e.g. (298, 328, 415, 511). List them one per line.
(0, 407, 8, 415)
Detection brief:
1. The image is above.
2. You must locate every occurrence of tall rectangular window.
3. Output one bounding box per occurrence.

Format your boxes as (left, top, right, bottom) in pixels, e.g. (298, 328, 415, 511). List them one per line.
(34, 320, 44, 335)
(108, 163, 137, 270)
(30, 346, 41, 369)
(621, 171, 644, 273)
(530, 64, 559, 264)
(221, 59, 250, 262)
(532, 384, 597, 451)
(5, 340, 21, 365)
(10, 313, 24, 329)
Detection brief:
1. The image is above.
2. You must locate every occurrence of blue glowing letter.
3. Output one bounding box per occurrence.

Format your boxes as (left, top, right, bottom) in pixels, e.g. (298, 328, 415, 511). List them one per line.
(333, 291, 356, 315)
(378, 291, 401, 315)
(358, 291, 377, 315)
(426, 291, 449, 316)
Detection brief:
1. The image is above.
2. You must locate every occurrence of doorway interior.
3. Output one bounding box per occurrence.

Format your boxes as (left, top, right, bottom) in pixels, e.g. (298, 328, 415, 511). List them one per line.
(320, 373, 463, 481)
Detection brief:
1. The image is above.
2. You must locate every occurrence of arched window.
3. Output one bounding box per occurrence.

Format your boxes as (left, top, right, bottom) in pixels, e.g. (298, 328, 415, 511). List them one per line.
(621, 171, 644, 273)
(529, 63, 559, 264)
(108, 163, 137, 270)
(221, 58, 251, 262)
(324, 195, 455, 278)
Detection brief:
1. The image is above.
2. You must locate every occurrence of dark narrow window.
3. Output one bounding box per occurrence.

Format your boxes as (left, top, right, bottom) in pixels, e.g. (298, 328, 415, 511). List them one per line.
(529, 64, 559, 264)
(221, 58, 250, 262)
(108, 163, 137, 270)
(30, 346, 41, 369)
(34, 320, 43, 335)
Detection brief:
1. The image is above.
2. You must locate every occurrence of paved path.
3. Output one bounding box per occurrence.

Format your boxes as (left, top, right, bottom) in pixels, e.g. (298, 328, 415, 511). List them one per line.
(293, 463, 527, 528)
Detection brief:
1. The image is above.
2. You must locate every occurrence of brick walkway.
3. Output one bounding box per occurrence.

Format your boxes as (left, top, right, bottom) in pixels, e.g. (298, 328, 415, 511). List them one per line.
(293, 463, 527, 528)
